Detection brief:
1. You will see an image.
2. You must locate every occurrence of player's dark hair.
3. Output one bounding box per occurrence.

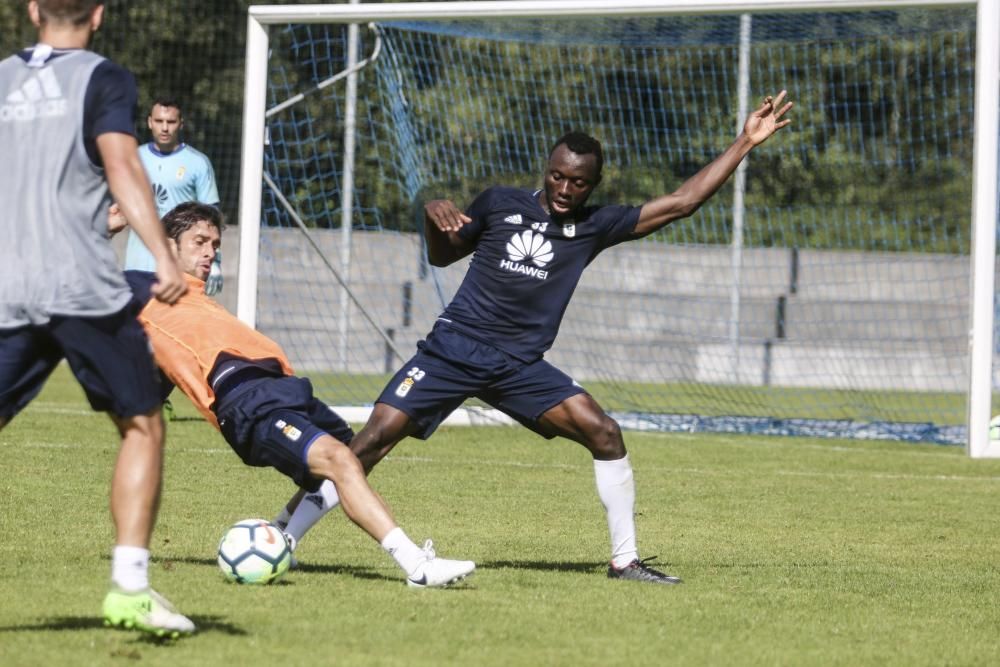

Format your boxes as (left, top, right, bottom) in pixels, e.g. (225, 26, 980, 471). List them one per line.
(162, 202, 224, 243)
(150, 96, 183, 116)
(550, 131, 604, 174)
(35, 0, 102, 26)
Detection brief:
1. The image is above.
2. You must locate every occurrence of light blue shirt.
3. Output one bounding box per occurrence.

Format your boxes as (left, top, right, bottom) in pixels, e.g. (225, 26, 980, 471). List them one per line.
(125, 142, 220, 270)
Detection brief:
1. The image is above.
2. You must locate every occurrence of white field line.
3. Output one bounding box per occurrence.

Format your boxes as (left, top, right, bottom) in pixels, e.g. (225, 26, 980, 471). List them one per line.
(17, 403, 969, 460)
(20, 402, 99, 417)
(6, 441, 80, 450)
(8, 439, 998, 483)
(0, 439, 233, 453)
(628, 431, 966, 460)
(384, 455, 1000, 484)
(771, 469, 1000, 483)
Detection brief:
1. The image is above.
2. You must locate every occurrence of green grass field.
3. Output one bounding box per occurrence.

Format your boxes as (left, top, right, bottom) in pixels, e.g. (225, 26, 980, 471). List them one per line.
(2, 365, 999, 666)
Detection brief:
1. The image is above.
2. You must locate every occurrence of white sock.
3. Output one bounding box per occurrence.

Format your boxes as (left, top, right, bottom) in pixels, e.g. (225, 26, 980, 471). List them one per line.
(594, 455, 639, 569)
(273, 506, 292, 531)
(111, 545, 150, 593)
(380, 527, 425, 576)
(284, 480, 341, 543)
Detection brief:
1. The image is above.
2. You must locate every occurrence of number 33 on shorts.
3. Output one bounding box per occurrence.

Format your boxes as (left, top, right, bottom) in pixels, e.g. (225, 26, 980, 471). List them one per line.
(395, 367, 425, 398)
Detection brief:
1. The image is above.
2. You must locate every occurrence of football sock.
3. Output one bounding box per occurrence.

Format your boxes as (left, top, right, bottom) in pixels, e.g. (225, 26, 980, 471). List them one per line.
(284, 480, 341, 543)
(380, 527, 425, 576)
(273, 506, 292, 530)
(594, 455, 640, 569)
(111, 545, 150, 593)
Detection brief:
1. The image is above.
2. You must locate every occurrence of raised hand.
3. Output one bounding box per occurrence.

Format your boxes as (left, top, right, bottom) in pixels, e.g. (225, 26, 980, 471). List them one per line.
(152, 259, 188, 304)
(743, 90, 793, 146)
(425, 199, 471, 233)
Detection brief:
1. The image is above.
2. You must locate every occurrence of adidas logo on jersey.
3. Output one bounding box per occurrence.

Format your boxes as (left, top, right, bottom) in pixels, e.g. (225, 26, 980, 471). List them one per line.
(499, 229, 553, 280)
(504, 214, 522, 225)
(0, 68, 67, 123)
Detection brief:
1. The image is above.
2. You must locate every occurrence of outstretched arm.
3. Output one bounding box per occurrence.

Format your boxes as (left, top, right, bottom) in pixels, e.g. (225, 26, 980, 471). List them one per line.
(424, 199, 475, 267)
(631, 90, 793, 238)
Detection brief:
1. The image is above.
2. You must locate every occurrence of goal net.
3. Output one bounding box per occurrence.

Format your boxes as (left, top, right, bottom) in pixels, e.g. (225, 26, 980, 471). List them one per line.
(243, 2, 997, 447)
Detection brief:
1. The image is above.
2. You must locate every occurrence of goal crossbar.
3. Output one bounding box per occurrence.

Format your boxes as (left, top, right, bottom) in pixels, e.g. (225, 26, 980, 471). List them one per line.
(247, 0, 975, 22)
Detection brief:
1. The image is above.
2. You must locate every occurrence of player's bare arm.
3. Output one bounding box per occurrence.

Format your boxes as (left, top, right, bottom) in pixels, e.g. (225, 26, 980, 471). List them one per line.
(97, 132, 187, 304)
(632, 90, 793, 238)
(424, 199, 475, 267)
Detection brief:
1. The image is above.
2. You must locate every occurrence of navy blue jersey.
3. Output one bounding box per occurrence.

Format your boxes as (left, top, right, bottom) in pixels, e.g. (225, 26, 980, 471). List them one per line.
(440, 186, 640, 362)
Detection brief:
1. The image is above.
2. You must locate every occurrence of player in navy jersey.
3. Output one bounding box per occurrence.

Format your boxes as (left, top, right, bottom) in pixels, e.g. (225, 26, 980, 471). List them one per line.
(0, 0, 192, 637)
(276, 92, 793, 585)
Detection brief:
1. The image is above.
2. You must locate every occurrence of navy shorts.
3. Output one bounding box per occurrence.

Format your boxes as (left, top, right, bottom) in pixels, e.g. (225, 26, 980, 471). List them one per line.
(0, 302, 161, 421)
(213, 374, 354, 492)
(377, 321, 586, 440)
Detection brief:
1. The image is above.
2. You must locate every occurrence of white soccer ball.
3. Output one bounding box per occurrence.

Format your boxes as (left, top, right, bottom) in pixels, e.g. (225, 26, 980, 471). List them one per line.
(217, 519, 292, 584)
(991, 415, 1000, 442)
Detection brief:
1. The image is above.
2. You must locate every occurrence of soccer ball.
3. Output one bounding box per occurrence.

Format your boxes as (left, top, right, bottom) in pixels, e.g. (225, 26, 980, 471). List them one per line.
(991, 415, 1000, 442)
(217, 519, 292, 584)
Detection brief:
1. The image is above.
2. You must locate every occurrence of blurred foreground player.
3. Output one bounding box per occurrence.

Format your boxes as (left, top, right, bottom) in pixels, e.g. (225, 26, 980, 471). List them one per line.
(0, 0, 191, 637)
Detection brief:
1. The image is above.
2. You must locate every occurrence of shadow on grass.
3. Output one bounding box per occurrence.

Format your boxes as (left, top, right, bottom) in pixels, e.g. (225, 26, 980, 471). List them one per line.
(291, 559, 608, 582)
(111, 554, 627, 584)
(479, 559, 606, 574)
(157, 555, 402, 584)
(292, 562, 399, 583)
(138, 554, 613, 584)
(98, 554, 219, 569)
(0, 614, 246, 637)
(152, 555, 217, 568)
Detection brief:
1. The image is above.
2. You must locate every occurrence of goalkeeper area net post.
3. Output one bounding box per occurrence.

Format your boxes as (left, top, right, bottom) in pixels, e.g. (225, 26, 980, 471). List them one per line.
(238, 0, 999, 457)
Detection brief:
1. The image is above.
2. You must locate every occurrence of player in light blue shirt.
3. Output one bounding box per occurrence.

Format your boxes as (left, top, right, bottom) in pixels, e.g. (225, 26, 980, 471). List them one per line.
(126, 97, 223, 293)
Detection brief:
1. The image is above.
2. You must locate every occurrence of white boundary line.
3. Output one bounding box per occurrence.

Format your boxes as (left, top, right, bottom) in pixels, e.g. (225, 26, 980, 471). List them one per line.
(7, 441, 1000, 484)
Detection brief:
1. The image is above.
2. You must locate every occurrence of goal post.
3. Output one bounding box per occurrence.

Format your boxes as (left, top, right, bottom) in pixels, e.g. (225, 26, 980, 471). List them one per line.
(968, 0, 1000, 457)
(238, 0, 998, 456)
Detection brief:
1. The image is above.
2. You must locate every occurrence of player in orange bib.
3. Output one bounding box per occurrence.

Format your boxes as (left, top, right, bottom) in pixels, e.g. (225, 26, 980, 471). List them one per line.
(114, 201, 475, 589)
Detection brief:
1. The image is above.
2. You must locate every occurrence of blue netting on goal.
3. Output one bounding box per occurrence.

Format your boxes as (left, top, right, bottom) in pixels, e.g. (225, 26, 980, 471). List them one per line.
(260, 9, 987, 444)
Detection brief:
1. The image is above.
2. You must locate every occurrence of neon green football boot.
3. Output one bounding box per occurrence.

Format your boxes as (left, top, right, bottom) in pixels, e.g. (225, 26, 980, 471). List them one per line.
(102, 588, 196, 639)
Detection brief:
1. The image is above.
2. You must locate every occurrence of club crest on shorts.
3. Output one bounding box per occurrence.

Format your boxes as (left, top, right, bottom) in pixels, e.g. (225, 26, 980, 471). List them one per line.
(395, 366, 426, 398)
(274, 418, 302, 442)
(395, 377, 415, 398)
